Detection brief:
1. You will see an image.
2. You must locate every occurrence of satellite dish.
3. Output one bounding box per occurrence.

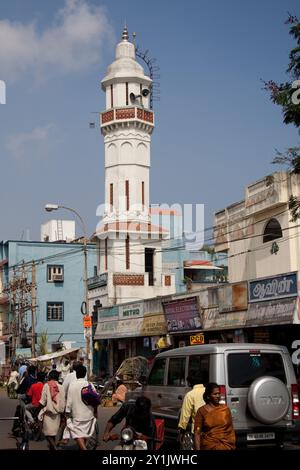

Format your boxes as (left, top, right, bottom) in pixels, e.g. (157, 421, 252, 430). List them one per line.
(142, 89, 150, 97)
(130, 92, 136, 102)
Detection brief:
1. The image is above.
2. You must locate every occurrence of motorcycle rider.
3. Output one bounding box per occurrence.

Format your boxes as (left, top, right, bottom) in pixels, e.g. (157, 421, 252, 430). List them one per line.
(102, 396, 156, 449)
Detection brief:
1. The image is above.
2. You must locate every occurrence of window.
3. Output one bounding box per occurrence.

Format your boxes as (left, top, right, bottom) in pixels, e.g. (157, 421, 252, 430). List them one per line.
(142, 181, 145, 207)
(47, 265, 64, 282)
(105, 238, 108, 271)
(110, 183, 114, 207)
(125, 180, 129, 211)
(126, 82, 128, 105)
(227, 353, 286, 388)
(47, 302, 64, 321)
(167, 357, 186, 386)
(148, 358, 166, 385)
(110, 84, 113, 108)
(187, 354, 210, 385)
(125, 236, 130, 270)
(263, 218, 282, 243)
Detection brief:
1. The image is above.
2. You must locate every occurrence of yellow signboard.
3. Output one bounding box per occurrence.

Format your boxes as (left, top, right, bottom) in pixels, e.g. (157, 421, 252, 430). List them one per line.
(190, 333, 205, 345)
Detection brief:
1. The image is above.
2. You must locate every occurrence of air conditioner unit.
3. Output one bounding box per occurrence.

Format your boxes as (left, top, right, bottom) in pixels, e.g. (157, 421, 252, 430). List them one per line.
(52, 274, 63, 282)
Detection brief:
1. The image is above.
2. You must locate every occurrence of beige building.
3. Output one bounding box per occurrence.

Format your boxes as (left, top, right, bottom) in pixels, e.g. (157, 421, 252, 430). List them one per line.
(214, 171, 300, 283)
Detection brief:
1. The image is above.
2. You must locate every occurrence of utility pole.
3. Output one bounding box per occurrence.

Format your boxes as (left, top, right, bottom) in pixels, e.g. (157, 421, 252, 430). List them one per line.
(31, 261, 36, 357)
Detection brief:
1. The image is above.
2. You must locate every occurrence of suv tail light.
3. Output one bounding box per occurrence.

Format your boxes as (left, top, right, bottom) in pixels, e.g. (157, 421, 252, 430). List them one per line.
(219, 385, 227, 405)
(291, 384, 300, 420)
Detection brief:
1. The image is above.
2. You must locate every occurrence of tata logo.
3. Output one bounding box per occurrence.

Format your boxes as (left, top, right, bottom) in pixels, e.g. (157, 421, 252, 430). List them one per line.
(0, 80, 6, 104)
(260, 396, 283, 405)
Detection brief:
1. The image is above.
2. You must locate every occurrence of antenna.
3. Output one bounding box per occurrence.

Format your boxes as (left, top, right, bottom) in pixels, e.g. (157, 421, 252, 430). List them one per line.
(135, 45, 160, 109)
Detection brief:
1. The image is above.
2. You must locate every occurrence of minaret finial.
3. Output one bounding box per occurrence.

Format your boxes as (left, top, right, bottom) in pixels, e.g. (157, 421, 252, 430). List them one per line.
(122, 23, 128, 41)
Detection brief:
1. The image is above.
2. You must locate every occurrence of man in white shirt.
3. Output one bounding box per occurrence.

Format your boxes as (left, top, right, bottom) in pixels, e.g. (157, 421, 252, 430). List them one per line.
(63, 362, 87, 397)
(62, 364, 97, 450)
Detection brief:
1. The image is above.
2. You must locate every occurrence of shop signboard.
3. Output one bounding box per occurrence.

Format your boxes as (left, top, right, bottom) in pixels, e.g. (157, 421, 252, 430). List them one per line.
(248, 272, 297, 303)
(98, 306, 118, 322)
(83, 315, 92, 328)
(117, 317, 144, 337)
(163, 296, 202, 333)
(140, 314, 167, 336)
(119, 302, 144, 319)
(246, 298, 296, 327)
(218, 282, 248, 313)
(190, 333, 205, 345)
(203, 307, 247, 330)
(94, 319, 118, 339)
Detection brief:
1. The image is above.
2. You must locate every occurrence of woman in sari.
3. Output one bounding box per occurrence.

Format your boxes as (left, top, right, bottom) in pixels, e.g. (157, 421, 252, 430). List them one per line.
(194, 382, 236, 450)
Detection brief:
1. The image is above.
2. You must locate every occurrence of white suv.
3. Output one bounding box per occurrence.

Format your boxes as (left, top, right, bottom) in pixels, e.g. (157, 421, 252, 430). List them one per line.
(129, 343, 299, 448)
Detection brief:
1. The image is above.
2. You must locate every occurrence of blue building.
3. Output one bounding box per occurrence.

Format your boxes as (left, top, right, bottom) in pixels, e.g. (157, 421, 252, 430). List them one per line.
(0, 240, 97, 359)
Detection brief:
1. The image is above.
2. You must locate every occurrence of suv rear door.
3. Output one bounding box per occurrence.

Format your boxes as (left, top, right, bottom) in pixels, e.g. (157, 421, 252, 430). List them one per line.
(225, 349, 291, 433)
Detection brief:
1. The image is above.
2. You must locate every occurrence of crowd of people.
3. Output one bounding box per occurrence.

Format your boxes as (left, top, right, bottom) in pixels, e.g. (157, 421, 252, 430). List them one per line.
(8, 359, 100, 450)
(5, 358, 236, 451)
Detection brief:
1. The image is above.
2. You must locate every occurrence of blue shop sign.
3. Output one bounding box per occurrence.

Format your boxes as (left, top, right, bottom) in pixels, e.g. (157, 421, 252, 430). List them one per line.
(249, 272, 298, 303)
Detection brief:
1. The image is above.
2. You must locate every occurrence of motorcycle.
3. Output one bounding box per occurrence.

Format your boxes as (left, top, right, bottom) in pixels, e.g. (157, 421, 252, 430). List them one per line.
(109, 426, 162, 451)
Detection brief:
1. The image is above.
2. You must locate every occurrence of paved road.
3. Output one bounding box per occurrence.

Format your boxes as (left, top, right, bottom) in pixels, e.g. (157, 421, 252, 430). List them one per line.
(0, 388, 123, 450)
(1, 388, 300, 451)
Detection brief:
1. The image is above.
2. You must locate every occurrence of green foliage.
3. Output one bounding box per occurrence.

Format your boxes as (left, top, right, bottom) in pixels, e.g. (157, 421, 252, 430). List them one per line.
(38, 330, 48, 356)
(263, 14, 300, 130)
(288, 194, 300, 222)
(264, 14, 300, 220)
(272, 146, 300, 173)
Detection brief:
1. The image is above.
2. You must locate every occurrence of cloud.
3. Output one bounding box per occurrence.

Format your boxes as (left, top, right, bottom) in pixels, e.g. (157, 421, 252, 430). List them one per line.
(0, 0, 114, 80)
(6, 124, 54, 160)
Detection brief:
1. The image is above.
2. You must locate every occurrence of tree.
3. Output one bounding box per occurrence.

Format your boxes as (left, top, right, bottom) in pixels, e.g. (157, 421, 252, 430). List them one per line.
(263, 14, 300, 219)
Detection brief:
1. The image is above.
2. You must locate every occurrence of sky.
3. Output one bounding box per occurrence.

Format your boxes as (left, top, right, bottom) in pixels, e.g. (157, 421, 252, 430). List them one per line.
(0, 0, 299, 242)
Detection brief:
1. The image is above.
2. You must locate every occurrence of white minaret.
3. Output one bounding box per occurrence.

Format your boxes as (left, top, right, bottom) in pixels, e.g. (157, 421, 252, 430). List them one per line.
(101, 26, 153, 225)
(95, 27, 174, 304)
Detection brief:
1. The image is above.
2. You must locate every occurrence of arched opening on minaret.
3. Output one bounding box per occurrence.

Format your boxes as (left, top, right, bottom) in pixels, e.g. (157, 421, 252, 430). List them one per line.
(145, 248, 155, 286)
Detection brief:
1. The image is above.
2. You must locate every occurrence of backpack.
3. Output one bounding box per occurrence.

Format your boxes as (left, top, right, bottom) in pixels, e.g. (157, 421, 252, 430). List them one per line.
(81, 383, 101, 408)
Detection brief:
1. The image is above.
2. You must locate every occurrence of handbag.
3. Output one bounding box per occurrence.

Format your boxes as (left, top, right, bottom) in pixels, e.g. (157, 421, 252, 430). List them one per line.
(81, 383, 101, 408)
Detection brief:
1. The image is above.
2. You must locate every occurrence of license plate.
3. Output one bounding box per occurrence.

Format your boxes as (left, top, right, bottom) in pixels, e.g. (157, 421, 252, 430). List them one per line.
(247, 432, 275, 441)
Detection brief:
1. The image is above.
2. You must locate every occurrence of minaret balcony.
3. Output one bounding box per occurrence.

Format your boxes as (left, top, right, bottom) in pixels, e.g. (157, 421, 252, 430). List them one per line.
(101, 106, 154, 132)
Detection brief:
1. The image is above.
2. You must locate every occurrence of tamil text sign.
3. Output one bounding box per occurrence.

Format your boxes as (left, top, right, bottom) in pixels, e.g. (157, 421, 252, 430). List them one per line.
(246, 298, 296, 327)
(248, 272, 297, 303)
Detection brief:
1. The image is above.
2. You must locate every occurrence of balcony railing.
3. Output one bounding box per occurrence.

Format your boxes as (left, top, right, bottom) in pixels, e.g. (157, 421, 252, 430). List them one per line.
(87, 273, 108, 290)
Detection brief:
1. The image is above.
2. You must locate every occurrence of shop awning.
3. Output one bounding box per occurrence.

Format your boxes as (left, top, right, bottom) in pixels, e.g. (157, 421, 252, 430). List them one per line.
(94, 314, 167, 339)
(29, 347, 81, 362)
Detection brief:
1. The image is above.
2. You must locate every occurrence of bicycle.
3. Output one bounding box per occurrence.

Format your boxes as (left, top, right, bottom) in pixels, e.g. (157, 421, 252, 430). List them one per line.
(0, 410, 30, 450)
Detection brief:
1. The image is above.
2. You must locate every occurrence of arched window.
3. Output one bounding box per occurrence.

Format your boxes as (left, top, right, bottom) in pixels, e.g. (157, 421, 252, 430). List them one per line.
(263, 218, 282, 243)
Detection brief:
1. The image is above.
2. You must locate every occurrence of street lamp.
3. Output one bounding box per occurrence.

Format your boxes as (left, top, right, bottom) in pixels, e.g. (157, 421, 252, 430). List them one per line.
(44, 203, 92, 378)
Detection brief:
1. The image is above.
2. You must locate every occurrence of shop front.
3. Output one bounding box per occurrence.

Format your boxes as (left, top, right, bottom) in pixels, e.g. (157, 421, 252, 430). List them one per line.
(94, 299, 168, 374)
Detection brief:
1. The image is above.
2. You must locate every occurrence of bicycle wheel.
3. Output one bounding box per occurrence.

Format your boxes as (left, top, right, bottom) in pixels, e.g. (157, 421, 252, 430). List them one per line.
(180, 431, 194, 450)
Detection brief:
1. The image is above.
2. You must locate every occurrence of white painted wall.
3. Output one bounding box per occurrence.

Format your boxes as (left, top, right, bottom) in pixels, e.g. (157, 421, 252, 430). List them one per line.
(215, 172, 300, 282)
(41, 220, 75, 243)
